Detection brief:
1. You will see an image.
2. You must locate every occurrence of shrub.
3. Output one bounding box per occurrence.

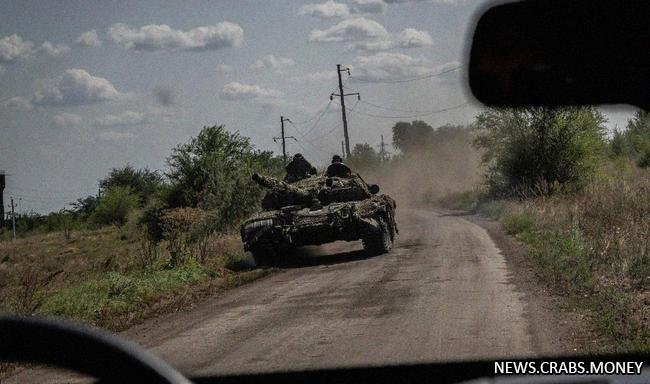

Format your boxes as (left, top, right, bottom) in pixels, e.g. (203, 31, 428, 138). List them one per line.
(159, 207, 209, 267)
(165, 125, 284, 230)
(99, 165, 163, 206)
(473, 107, 608, 196)
(502, 211, 536, 235)
(139, 198, 166, 242)
(92, 186, 139, 227)
(9, 266, 63, 314)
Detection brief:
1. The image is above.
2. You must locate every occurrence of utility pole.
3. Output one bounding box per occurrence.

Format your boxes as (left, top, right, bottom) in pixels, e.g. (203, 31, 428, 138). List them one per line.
(274, 116, 296, 165)
(378, 135, 390, 162)
(341, 141, 345, 159)
(331, 64, 360, 158)
(10, 196, 16, 241)
(0, 170, 5, 227)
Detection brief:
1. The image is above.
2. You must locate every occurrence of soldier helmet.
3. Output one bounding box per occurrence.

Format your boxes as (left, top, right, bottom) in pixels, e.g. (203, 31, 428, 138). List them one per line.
(293, 153, 304, 160)
(332, 155, 343, 163)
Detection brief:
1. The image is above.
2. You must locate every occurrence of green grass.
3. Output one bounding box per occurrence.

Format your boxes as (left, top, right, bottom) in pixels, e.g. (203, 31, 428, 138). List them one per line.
(0, 227, 271, 333)
(441, 175, 649, 353)
(39, 260, 209, 323)
(496, 208, 648, 352)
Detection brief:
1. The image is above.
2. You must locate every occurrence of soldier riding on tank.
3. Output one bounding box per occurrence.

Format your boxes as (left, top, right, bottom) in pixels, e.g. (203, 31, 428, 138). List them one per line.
(326, 154, 352, 178)
(284, 153, 317, 183)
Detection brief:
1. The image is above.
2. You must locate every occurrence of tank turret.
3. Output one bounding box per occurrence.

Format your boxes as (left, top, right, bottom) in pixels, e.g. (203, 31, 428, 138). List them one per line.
(252, 173, 315, 208)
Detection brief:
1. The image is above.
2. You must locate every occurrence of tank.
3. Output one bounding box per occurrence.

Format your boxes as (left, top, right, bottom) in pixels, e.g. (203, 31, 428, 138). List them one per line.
(240, 171, 398, 266)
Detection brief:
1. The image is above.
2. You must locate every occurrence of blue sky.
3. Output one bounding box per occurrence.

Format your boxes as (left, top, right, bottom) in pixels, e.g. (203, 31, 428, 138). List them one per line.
(0, 0, 636, 213)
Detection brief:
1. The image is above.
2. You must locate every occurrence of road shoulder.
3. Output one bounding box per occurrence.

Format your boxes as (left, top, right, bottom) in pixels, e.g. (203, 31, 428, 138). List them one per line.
(460, 212, 595, 356)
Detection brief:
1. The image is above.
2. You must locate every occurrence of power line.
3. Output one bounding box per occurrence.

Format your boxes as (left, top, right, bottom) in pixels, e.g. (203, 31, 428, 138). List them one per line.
(340, 101, 469, 119)
(348, 65, 464, 85)
(297, 100, 333, 139)
(302, 125, 340, 144)
(285, 116, 337, 157)
(289, 98, 334, 125)
(357, 99, 434, 114)
(286, 119, 305, 137)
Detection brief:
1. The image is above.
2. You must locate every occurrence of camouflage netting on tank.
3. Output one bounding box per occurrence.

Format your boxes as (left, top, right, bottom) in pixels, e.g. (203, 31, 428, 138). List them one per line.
(355, 195, 395, 216)
(254, 172, 375, 209)
(291, 174, 328, 189)
(293, 213, 329, 226)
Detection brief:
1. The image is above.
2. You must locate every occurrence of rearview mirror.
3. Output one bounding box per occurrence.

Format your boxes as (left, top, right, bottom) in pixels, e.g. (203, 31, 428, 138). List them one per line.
(468, 0, 649, 109)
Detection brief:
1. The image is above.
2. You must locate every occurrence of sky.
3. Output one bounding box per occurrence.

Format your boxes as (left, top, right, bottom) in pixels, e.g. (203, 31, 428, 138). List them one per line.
(0, 0, 637, 214)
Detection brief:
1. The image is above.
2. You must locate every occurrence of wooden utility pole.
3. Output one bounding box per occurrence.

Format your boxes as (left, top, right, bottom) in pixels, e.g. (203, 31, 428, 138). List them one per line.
(341, 141, 345, 159)
(274, 116, 296, 165)
(331, 64, 359, 158)
(10, 196, 15, 241)
(0, 171, 4, 227)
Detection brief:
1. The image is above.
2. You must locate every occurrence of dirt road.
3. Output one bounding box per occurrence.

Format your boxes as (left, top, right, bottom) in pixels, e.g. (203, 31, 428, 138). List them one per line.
(9, 208, 580, 382)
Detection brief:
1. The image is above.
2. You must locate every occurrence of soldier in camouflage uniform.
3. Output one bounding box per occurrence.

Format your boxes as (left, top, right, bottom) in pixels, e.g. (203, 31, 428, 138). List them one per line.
(326, 154, 352, 178)
(284, 153, 317, 183)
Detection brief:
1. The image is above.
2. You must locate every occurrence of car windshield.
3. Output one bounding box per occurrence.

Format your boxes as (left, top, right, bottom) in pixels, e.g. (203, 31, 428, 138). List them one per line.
(0, 1, 646, 382)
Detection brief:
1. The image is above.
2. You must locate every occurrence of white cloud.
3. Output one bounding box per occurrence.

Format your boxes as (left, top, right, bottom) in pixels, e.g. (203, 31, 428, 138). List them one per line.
(0, 34, 69, 63)
(76, 30, 102, 47)
(2, 96, 33, 111)
(299, 1, 350, 18)
(309, 18, 388, 43)
(108, 22, 243, 52)
(37, 41, 70, 56)
(219, 82, 282, 100)
(32, 69, 124, 107)
(352, 52, 455, 81)
(289, 70, 337, 83)
(352, 27, 433, 50)
(350, 0, 386, 14)
(53, 113, 83, 126)
(251, 55, 295, 71)
(94, 111, 153, 127)
(216, 64, 234, 73)
(0, 34, 35, 62)
(309, 17, 432, 51)
(393, 28, 433, 48)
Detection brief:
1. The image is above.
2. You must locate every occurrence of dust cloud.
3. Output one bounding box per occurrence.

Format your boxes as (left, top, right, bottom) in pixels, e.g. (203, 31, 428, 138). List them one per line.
(362, 133, 482, 208)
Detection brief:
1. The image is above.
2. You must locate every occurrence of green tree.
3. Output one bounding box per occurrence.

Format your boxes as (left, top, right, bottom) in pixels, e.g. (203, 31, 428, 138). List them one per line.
(473, 107, 607, 196)
(71, 195, 98, 218)
(99, 165, 163, 206)
(348, 143, 380, 170)
(609, 129, 626, 158)
(616, 111, 650, 167)
(165, 125, 284, 230)
(92, 186, 139, 226)
(391, 120, 434, 155)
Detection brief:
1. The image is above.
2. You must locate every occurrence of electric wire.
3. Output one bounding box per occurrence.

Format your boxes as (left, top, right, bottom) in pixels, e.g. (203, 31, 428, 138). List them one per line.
(333, 100, 469, 119)
(348, 64, 463, 85)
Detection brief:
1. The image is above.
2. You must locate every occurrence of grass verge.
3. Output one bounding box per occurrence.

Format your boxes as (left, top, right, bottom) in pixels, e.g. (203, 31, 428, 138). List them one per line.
(0, 228, 271, 378)
(441, 171, 649, 352)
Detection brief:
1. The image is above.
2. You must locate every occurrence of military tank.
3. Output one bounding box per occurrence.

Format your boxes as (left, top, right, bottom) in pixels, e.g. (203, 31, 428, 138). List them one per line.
(240, 171, 398, 266)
